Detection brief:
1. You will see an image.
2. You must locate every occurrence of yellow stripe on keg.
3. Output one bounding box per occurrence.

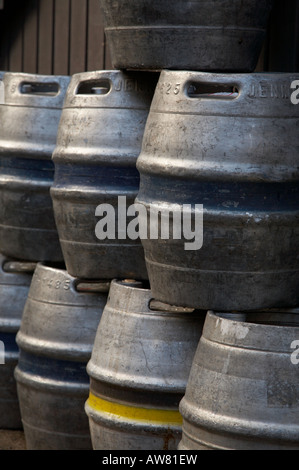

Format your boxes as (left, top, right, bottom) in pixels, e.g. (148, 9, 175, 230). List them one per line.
(87, 393, 183, 426)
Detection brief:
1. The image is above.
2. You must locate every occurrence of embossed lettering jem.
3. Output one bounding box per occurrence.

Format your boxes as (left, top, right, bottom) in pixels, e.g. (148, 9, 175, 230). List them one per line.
(248, 82, 291, 99)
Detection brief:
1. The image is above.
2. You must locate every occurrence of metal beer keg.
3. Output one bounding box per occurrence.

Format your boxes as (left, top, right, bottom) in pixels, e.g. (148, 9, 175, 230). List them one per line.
(0, 73, 70, 262)
(136, 71, 299, 311)
(51, 70, 158, 280)
(85, 279, 206, 450)
(99, 0, 274, 72)
(14, 263, 108, 450)
(0, 254, 34, 430)
(179, 310, 299, 450)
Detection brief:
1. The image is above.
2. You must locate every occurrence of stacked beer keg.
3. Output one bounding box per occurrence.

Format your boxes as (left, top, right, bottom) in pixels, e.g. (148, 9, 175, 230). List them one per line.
(0, 0, 298, 451)
(0, 73, 67, 447)
(0, 73, 109, 450)
(87, 0, 298, 451)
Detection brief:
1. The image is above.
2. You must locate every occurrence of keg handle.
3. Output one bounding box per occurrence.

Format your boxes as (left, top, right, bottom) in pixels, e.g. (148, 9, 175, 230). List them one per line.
(20, 81, 60, 96)
(149, 298, 195, 314)
(74, 280, 111, 294)
(186, 81, 239, 100)
(76, 79, 111, 96)
(2, 260, 37, 274)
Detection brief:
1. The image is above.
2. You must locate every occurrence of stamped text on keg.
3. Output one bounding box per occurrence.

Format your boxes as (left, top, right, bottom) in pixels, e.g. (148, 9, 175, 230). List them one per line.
(291, 80, 299, 105)
(0, 341, 5, 365)
(95, 196, 204, 251)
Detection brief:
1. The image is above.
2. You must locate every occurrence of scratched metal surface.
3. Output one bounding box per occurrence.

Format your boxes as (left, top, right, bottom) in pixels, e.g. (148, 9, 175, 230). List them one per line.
(136, 70, 299, 311)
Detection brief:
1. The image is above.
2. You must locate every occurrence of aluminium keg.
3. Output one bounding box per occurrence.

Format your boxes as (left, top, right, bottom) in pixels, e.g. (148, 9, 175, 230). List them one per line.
(51, 70, 158, 280)
(179, 310, 299, 450)
(0, 71, 4, 102)
(136, 71, 299, 311)
(99, 0, 274, 72)
(14, 263, 108, 450)
(85, 279, 206, 450)
(0, 254, 34, 430)
(0, 73, 71, 262)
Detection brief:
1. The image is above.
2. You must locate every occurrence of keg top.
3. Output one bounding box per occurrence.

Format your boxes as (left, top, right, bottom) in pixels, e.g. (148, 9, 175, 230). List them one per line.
(136, 70, 299, 183)
(203, 310, 299, 353)
(2, 72, 71, 108)
(27, 262, 109, 306)
(107, 279, 205, 318)
(150, 71, 299, 117)
(16, 262, 108, 361)
(87, 279, 206, 392)
(62, 70, 158, 109)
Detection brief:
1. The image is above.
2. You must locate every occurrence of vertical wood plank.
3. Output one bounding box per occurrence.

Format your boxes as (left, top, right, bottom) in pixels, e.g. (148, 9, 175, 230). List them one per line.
(87, 0, 105, 71)
(267, 0, 299, 72)
(69, 0, 87, 75)
(8, 15, 23, 72)
(0, 35, 9, 71)
(38, 0, 54, 75)
(23, 0, 38, 73)
(53, 0, 70, 75)
(0, 10, 9, 70)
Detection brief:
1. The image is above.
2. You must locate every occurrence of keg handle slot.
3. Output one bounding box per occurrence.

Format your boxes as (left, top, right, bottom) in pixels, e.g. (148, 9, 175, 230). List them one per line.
(76, 79, 111, 95)
(186, 82, 239, 99)
(20, 82, 60, 96)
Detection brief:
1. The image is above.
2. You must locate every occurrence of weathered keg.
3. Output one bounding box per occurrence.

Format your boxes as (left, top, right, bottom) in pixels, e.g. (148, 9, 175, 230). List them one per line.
(136, 71, 299, 311)
(99, 0, 274, 72)
(0, 254, 34, 430)
(0, 71, 4, 102)
(14, 263, 108, 450)
(85, 279, 206, 450)
(179, 310, 299, 450)
(51, 70, 158, 280)
(0, 73, 71, 262)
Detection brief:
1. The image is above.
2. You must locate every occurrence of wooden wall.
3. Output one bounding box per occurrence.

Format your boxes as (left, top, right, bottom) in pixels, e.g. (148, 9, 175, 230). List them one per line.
(0, 0, 112, 75)
(257, 0, 299, 73)
(0, 0, 298, 76)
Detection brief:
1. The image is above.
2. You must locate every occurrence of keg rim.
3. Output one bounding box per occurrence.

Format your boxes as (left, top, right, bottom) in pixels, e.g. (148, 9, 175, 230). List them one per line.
(208, 309, 299, 328)
(109, 279, 206, 316)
